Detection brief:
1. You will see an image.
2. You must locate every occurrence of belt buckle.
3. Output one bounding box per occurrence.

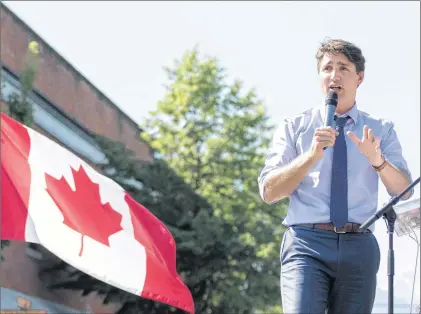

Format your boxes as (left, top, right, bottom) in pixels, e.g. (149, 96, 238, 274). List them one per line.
(333, 225, 346, 233)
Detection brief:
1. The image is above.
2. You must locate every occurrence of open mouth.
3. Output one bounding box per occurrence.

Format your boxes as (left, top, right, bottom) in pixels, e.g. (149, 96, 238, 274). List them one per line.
(330, 86, 343, 91)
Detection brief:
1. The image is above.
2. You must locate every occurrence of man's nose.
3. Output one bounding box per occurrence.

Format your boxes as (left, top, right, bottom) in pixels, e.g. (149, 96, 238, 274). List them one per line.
(331, 70, 341, 81)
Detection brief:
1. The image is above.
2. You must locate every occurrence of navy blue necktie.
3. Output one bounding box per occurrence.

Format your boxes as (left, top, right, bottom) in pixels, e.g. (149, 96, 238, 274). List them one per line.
(330, 116, 349, 229)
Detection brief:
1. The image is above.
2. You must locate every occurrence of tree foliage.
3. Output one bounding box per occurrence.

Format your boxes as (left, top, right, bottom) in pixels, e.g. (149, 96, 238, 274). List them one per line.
(140, 47, 288, 312)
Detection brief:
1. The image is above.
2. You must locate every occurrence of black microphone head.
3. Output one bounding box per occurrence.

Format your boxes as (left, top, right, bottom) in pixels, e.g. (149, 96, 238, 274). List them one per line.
(325, 90, 338, 107)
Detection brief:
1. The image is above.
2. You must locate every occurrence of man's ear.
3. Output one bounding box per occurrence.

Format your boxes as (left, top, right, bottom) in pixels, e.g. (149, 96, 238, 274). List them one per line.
(357, 71, 364, 88)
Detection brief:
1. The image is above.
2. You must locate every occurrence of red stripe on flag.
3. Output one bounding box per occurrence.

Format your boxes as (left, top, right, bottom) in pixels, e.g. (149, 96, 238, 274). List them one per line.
(125, 193, 194, 314)
(1, 113, 32, 241)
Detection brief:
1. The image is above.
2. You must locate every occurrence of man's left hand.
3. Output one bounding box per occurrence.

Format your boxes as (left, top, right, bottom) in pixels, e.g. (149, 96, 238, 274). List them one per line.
(347, 125, 384, 167)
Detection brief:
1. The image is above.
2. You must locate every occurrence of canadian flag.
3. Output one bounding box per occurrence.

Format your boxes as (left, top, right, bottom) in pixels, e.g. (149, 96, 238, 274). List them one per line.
(0, 113, 194, 313)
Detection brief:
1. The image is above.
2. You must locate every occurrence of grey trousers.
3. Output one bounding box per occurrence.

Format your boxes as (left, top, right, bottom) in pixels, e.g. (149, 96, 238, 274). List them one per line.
(280, 225, 381, 314)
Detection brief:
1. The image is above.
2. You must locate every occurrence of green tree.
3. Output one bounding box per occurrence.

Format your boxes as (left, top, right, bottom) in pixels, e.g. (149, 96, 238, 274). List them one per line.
(1, 41, 40, 261)
(141, 47, 288, 313)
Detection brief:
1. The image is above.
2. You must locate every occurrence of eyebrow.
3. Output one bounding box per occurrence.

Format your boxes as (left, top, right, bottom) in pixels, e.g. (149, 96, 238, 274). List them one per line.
(324, 60, 350, 67)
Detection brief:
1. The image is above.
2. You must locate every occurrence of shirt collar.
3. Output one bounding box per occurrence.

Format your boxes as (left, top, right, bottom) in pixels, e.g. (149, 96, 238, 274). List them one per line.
(319, 101, 359, 125)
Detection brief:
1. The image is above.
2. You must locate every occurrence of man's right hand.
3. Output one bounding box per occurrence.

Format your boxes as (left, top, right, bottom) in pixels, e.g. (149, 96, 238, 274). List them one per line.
(310, 127, 338, 160)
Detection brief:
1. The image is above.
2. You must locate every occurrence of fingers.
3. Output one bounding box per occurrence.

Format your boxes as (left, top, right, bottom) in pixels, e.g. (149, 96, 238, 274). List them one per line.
(363, 125, 369, 140)
(315, 126, 381, 154)
(313, 127, 337, 152)
(318, 141, 335, 149)
(314, 127, 337, 145)
(368, 128, 374, 142)
(348, 126, 377, 143)
(374, 136, 381, 149)
(346, 131, 360, 146)
(315, 135, 335, 146)
(315, 127, 338, 137)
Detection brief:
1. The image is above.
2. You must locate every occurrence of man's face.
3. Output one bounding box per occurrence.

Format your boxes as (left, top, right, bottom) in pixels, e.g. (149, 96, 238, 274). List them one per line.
(319, 52, 364, 111)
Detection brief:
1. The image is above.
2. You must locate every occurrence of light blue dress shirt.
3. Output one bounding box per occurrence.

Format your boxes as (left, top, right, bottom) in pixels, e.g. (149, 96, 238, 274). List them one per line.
(258, 103, 413, 232)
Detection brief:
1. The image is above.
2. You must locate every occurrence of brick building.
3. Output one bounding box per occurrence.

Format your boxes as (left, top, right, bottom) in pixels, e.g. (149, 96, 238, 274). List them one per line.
(1, 4, 153, 313)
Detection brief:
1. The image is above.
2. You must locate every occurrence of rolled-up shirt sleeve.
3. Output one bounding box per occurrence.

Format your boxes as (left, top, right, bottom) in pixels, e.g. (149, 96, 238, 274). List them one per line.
(258, 118, 297, 202)
(381, 121, 414, 198)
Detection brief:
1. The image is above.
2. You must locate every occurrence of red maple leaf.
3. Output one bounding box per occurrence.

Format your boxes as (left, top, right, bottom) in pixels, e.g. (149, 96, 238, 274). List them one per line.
(45, 165, 123, 256)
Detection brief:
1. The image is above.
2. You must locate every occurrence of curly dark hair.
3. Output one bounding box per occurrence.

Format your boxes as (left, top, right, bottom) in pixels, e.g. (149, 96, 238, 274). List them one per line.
(316, 38, 366, 73)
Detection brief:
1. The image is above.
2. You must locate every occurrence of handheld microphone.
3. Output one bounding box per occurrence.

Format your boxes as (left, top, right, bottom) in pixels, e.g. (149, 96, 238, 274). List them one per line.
(324, 90, 338, 128)
(323, 90, 338, 150)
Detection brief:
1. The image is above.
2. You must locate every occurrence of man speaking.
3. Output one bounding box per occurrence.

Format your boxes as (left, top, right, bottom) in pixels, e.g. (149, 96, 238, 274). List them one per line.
(258, 38, 414, 314)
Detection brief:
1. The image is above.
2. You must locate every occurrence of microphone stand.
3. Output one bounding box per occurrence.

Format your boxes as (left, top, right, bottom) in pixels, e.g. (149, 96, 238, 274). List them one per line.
(359, 176, 420, 314)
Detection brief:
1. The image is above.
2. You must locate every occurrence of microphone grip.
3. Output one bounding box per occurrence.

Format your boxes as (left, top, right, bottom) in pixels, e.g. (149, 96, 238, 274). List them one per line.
(323, 104, 336, 150)
(324, 104, 336, 128)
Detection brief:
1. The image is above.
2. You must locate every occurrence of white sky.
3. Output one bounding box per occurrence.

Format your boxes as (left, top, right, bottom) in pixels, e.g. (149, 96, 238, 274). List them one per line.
(4, 1, 420, 312)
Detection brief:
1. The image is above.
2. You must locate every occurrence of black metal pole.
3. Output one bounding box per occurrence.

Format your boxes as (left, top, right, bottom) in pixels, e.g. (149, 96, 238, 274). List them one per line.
(384, 209, 396, 314)
(359, 177, 420, 232)
(359, 176, 420, 314)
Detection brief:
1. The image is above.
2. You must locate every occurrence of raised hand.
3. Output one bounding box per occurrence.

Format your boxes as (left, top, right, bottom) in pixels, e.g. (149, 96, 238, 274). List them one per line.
(347, 125, 384, 166)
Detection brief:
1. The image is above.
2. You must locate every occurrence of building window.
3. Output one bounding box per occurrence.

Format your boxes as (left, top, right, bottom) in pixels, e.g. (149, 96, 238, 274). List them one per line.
(1, 68, 106, 164)
(1, 67, 143, 190)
